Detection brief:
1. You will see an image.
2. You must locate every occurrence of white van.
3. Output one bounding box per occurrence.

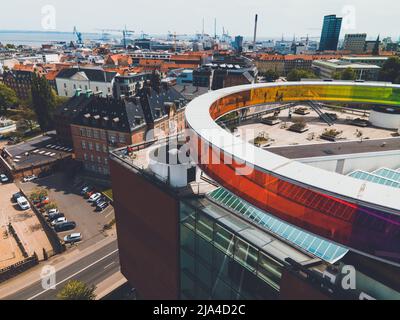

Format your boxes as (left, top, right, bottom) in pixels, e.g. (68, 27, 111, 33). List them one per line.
(17, 197, 30, 210)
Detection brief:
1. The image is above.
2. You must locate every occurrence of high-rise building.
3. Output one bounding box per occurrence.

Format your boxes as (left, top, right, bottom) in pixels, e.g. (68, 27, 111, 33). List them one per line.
(343, 33, 367, 53)
(233, 35, 244, 53)
(319, 15, 342, 51)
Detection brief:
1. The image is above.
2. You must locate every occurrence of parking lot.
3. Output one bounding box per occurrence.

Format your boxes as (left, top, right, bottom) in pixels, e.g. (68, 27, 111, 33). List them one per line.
(17, 172, 115, 249)
(0, 183, 52, 266)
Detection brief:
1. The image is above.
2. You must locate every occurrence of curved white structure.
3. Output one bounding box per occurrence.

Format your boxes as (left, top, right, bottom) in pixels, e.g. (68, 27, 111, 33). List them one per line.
(369, 106, 400, 130)
(185, 81, 400, 266)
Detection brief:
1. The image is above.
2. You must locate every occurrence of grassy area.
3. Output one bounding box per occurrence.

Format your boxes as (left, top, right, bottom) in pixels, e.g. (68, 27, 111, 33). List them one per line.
(102, 189, 113, 200)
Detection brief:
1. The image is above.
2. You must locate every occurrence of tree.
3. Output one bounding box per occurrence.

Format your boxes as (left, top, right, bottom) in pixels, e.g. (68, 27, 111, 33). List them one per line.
(379, 56, 400, 84)
(341, 68, 357, 80)
(15, 107, 37, 132)
(263, 69, 280, 82)
(0, 83, 18, 114)
(31, 73, 57, 131)
(287, 69, 316, 81)
(57, 280, 96, 300)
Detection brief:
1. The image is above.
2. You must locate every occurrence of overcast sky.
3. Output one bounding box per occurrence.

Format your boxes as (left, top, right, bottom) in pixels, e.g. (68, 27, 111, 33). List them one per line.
(1, 0, 399, 39)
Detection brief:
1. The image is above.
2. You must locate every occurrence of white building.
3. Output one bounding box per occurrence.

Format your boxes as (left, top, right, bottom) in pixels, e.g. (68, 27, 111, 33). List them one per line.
(312, 59, 381, 81)
(55, 67, 118, 98)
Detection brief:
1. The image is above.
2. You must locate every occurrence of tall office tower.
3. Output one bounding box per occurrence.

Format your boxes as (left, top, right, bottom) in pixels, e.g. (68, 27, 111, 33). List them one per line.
(319, 14, 343, 51)
(343, 33, 367, 53)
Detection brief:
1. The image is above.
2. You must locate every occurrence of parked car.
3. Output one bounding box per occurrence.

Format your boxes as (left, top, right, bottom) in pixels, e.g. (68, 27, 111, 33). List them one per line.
(22, 175, 37, 183)
(17, 197, 30, 210)
(54, 221, 76, 232)
(12, 192, 23, 202)
(93, 196, 106, 206)
(96, 201, 110, 212)
(48, 213, 65, 221)
(88, 193, 101, 203)
(84, 189, 96, 199)
(51, 217, 67, 226)
(80, 185, 92, 195)
(0, 174, 9, 183)
(47, 208, 59, 215)
(63, 233, 82, 244)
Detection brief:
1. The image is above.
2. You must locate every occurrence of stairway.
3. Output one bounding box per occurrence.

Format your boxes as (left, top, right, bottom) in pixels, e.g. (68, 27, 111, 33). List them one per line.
(307, 101, 334, 126)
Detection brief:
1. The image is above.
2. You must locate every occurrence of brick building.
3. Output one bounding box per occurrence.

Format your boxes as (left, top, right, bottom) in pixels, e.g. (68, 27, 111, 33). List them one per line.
(69, 82, 187, 176)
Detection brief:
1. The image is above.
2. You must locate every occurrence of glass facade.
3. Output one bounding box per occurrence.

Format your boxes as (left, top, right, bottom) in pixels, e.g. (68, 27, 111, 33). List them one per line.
(179, 201, 283, 300)
(319, 15, 342, 51)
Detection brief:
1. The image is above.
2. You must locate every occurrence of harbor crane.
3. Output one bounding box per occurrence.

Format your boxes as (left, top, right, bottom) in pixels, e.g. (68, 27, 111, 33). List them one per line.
(73, 26, 83, 45)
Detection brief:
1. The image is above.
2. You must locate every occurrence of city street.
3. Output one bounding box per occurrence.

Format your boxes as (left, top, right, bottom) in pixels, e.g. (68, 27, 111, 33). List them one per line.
(2, 238, 119, 300)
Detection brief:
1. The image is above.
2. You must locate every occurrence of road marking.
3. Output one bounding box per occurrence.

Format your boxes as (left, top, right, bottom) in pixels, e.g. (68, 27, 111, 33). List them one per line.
(27, 248, 119, 300)
(103, 261, 116, 270)
(104, 210, 114, 219)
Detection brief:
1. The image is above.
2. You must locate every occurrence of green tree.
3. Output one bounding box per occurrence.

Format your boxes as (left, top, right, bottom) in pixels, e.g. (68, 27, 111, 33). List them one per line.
(379, 56, 400, 84)
(263, 69, 280, 82)
(332, 71, 342, 80)
(31, 73, 57, 131)
(340, 67, 357, 80)
(57, 280, 96, 300)
(0, 83, 18, 114)
(287, 69, 316, 81)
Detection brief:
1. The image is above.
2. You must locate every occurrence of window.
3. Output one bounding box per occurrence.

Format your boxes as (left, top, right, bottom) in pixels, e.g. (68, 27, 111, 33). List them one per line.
(214, 224, 234, 257)
(197, 213, 213, 242)
(101, 131, 106, 140)
(109, 134, 116, 144)
(80, 128, 86, 137)
(234, 238, 258, 272)
(81, 140, 86, 149)
(87, 129, 92, 138)
(88, 142, 93, 150)
(83, 153, 88, 161)
(90, 154, 94, 162)
(93, 130, 100, 139)
(103, 144, 107, 153)
(64, 83, 67, 88)
(95, 143, 100, 152)
(119, 134, 126, 143)
(97, 156, 101, 163)
(104, 158, 108, 165)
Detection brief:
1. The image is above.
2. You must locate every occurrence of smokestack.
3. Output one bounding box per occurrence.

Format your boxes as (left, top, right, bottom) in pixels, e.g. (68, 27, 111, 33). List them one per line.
(253, 14, 258, 49)
(214, 18, 217, 39)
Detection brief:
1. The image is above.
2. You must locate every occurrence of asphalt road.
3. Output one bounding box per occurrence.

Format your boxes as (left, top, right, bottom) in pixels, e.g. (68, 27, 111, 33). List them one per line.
(5, 240, 119, 300)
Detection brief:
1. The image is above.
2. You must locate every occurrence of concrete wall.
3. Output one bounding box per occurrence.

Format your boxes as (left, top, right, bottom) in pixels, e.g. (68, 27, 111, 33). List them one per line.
(110, 158, 180, 299)
(298, 150, 400, 175)
(369, 110, 400, 130)
(55, 78, 114, 98)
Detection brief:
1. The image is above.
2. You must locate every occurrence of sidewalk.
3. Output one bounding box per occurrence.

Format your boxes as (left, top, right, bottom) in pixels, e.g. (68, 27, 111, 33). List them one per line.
(0, 233, 117, 299)
(95, 271, 127, 300)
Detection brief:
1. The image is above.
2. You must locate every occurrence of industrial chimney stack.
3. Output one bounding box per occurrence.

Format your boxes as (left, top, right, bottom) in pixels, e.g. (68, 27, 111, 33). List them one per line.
(253, 14, 258, 49)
